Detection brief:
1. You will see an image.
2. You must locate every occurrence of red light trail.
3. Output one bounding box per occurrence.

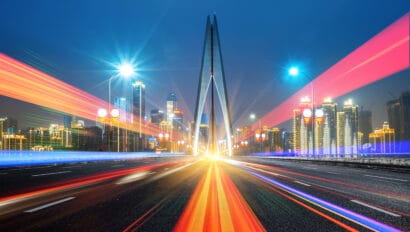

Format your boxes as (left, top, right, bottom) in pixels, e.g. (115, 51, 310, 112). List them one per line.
(245, 12, 409, 137)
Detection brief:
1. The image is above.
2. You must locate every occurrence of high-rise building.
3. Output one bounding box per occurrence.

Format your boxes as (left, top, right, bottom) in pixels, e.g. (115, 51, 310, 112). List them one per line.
(63, 115, 72, 129)
(150, 109, 164, 125)
(336, 111, 345, 156)
(3, 117, 18, 135)
(292, 109, 301, 154)
(342, 99, 359, 156)
(387, 99, 401, 142)
(321, 98, 337, 156)
(359, 110, 372, 144)
(199, 113, 209, 145)
(166, 92, 177, 125)
(299, 97, 313, 155)
(314, 107, 324, 155)
(388, 91, 410, 152)
(132, 81, 146, 150)
(132, 81, 146, 121)
(114, 97, 131, 122)
(173, 108, 184, 131)
(369, 122, 395, 153)
(399, 92, 410, 144)
(0, 117, 7, 150)
(269, 127, 283, 152)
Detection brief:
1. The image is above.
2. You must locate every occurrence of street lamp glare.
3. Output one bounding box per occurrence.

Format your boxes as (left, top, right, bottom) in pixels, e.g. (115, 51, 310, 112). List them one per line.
(249, 113, 256, 120)
(288, 66, 299, 77)
(118, 63, 135, 77)
(97, 108, 108, 118)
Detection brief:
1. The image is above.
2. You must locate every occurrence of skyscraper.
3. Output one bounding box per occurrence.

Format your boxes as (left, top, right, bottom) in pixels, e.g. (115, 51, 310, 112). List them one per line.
(387, 91, 410, 152)
(292, 109, 301, 154)
(321, 98, 337, 156)
(166, 92, 177, 125)
(342, 99, 359, 156)
(399, 92, 410, 145)
(114, 97, 131, 122)
(173, 108, 184, 131)
(336, 111, 345, 156)
(132, 81, 146, 120)
(387, 99, 401, 142)
(132, 80, 146, 150)
(299, 97, 313, 156)
(150, 109, 164, 125)
(359, 109, 372, 144)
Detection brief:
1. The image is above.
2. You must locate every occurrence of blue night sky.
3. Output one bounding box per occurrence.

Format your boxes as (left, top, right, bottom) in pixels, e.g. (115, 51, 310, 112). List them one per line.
(0, 0, 409, 130)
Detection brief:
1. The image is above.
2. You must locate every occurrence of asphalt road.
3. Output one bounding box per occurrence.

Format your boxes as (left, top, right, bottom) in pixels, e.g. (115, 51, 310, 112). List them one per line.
(0, 155, 408, 231)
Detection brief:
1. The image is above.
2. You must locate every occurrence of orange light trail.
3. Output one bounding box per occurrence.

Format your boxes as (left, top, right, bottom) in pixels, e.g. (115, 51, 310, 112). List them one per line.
(0, 53, 160, 136)
(174, 161, 266, 232)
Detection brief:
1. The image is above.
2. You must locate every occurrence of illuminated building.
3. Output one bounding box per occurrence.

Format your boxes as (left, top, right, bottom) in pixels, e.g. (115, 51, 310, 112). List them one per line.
(268, 127, 283, 152)
(292, 109, 301, 154)
(132, 81, 146, 120)
(63, 115, 72, 129)
(321, 98, 337, 156)
(199, 113, 209, 145)
(114, 97, 131, 122)
(150, 109, 164, 125)
(341, 99, 359, 156)
(282, 131, 293, 153)
(359, 110, 372, 144)
(369, 122, 395, 153)
(132, 80, 146, 150)
(336, 112, 345, 156)
(173, 108, 184, 131)
(299, 97, 313, 155)
(387, 91, 410, 152)
(166, 92, 177, 125)
(0, 117, 6, 150)
(3, 117, 18, 135)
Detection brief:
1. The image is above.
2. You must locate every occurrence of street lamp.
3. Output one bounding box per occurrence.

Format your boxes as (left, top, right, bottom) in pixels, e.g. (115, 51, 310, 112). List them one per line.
(106, 62, 135, 151)
(288, 66, 316, 157)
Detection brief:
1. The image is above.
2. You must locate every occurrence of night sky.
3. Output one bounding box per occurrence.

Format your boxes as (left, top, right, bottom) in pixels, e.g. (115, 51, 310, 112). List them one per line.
(0, 0, 409, 131)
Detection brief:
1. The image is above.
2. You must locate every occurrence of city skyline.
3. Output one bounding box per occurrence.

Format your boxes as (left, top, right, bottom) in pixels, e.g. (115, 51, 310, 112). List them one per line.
(0, 1, 409, 132)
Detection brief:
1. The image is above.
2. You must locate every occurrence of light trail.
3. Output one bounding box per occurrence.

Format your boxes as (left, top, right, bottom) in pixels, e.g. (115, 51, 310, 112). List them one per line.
(241, 12, 409, 138)
(0, 53, 160, 136)
(240, 160, 410, 202)
(0, 150, 184, 167)
(249, 171, 401, 232)
(174, 161, 266, 232)
(0, 160, 184, 212)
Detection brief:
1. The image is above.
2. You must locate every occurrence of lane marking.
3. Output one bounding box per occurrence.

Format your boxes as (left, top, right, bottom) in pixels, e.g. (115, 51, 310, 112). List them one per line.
(302, 167, 318, 170)
(32, 171, 71, 177)
(24, 197, 75, 213)
(364, 175, 408, 182)
(325, 171, 340, 175)
(350, 200, 401, 217)
(294, 180, 311, 187)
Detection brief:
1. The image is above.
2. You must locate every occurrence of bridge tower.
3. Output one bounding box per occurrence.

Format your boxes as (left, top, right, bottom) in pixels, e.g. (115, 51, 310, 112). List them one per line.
(193, 15, 233, 156)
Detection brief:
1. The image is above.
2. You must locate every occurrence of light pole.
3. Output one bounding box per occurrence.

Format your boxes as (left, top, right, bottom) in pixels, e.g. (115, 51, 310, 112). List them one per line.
(106, 62, 135, 152)
(288, 66, 315, 157)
